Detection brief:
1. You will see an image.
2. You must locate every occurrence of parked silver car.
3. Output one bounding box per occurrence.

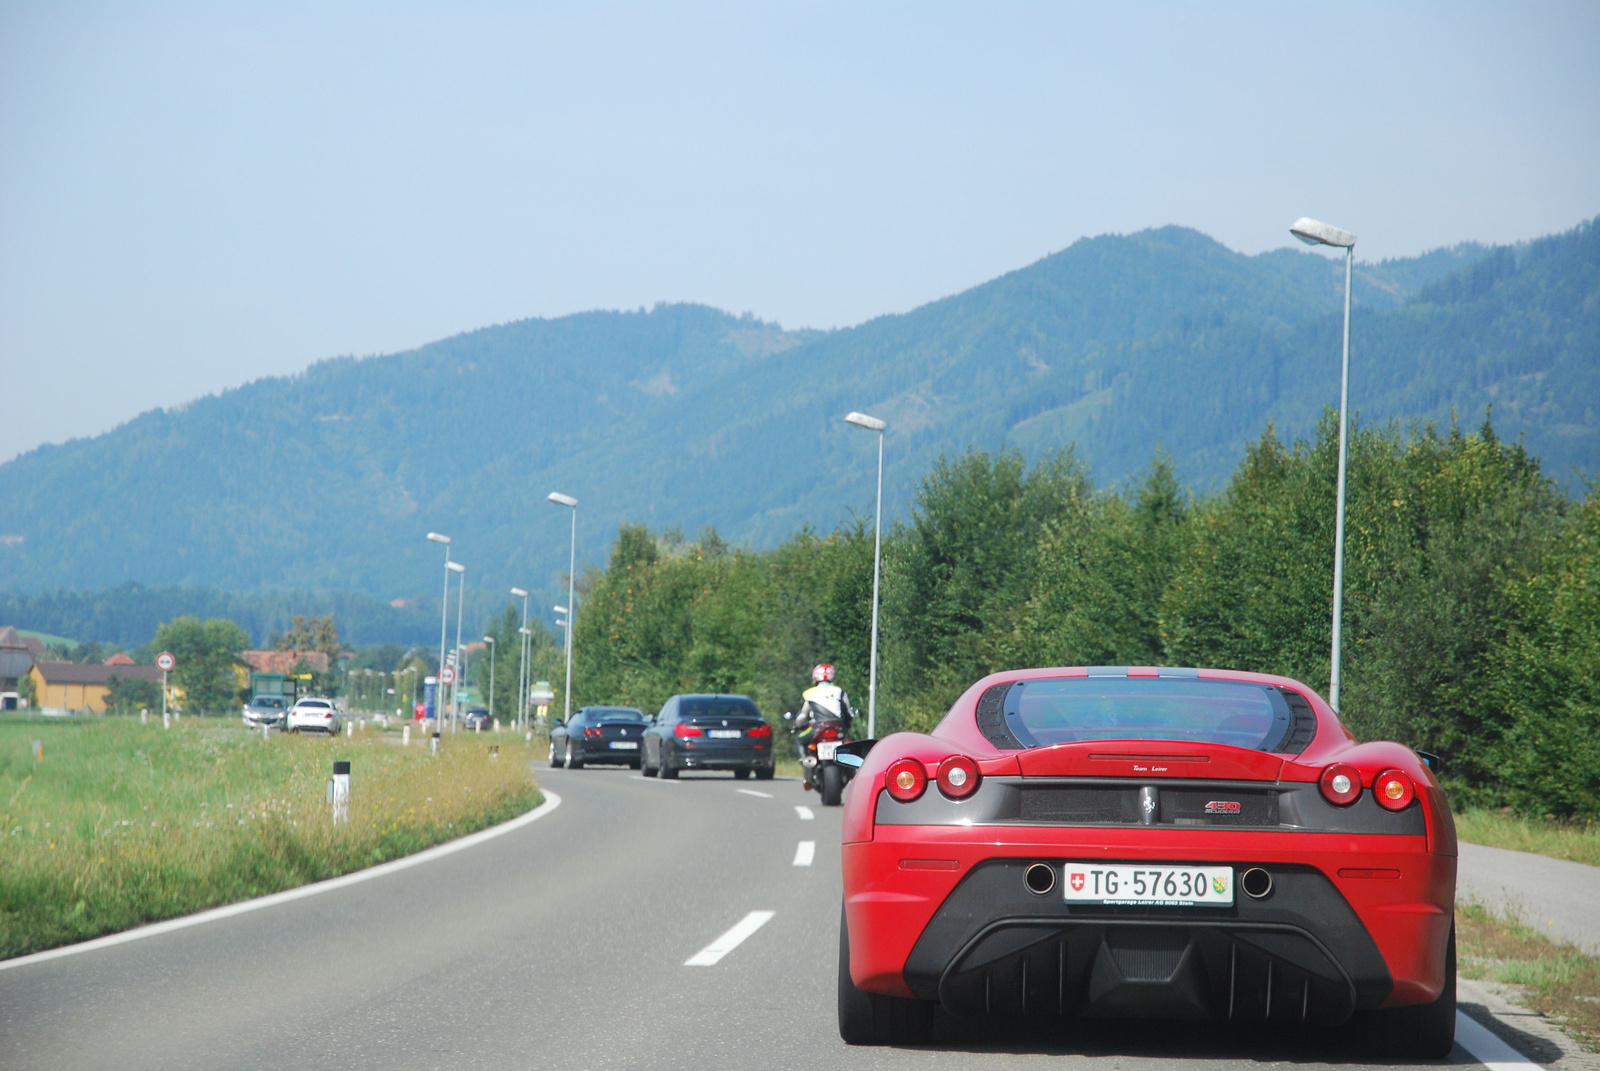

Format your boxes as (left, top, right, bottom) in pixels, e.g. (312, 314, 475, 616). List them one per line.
(242, 694, 289, 729)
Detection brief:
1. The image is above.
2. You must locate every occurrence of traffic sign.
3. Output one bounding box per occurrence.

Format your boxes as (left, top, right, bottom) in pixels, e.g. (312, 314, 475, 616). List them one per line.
(438, 666, 457, 685)
(156, 651, 176, 672)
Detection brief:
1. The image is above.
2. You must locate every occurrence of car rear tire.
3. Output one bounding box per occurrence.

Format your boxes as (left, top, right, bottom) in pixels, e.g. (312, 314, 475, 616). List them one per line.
(549, 739, 565, 768)
(566, 741, 584, 770)
(661, 752, 679, 779)
(820, 762, 845, 806)
(755, 765, 775, 780)
(838, 904, 934, 1045)
(1357, 921, 1456, 1058)
(641, 747, 658, 777)
(733, 767, 751, 780)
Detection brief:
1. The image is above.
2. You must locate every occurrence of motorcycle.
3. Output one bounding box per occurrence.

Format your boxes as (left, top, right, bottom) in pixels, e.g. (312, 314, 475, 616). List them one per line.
(783, 705, 854, 805)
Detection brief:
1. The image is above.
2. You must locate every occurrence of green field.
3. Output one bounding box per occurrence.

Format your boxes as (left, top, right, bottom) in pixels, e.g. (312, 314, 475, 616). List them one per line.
(0, 715, 540, 959)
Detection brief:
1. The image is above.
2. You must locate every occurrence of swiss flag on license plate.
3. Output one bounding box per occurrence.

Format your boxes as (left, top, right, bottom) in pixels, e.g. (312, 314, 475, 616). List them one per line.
(1070, 872, 1085, 892)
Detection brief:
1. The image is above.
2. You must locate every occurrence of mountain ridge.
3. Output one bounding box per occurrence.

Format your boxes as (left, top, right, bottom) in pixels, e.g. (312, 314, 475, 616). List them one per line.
(2, 220, 1594, 612)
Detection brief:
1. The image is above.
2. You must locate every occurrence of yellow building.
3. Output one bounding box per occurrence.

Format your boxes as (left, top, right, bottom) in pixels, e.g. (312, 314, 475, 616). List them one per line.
(29, 660, 164, 714)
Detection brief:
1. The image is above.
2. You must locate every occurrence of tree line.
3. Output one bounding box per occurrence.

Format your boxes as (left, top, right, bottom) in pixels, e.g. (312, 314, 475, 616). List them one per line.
(571, 412, 1598, 817)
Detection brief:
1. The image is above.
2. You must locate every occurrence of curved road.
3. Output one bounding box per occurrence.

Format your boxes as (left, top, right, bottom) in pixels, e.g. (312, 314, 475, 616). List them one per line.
(0, 764, 1548, 1068)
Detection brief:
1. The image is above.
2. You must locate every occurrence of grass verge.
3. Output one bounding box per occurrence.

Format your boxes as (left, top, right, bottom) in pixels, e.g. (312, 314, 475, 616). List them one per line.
(1454, 808, 1600, 867)
(1457, 900, 1600, 1052)
(1, 715, 541, 959)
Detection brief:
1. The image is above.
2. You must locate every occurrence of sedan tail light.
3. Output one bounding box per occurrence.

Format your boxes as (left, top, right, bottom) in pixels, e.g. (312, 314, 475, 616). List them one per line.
(936, 756, 981, 799)
(747, 723, 772, 738)
(674, 723, 703, 738)
(1319, 763, 1362, 806)
(885, 758, 927, 802)
(1373, 769, 1416, 810)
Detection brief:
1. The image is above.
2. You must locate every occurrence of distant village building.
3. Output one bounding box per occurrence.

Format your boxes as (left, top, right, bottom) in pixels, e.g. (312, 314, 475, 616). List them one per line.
(0, 626, 37, 709)
(28, 659, 163, 714)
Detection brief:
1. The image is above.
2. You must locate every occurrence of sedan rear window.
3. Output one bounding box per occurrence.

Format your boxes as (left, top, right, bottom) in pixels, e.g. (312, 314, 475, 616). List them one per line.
(679, 697, 760, 721)
(589, 707, 644, 722)
(978, 676, 1317, 754)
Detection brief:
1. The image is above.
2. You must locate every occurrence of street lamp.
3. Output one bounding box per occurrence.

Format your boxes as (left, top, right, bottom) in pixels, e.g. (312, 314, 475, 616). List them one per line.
(1290, 216, 1358, 712)
(547, 492, 578, 723)
(426, 533, 452, 731)
(511, 587, 530, 730)
(844, 411, 888, 739)
(447, 560, 466, 731)
(484, 635, 495, 724)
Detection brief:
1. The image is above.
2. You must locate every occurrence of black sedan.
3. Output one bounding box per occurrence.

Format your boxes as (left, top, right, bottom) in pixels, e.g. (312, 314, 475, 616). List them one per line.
(462, 706, 492, 731)
(549, 706, 647, 769)
(641, 694, 775, 780)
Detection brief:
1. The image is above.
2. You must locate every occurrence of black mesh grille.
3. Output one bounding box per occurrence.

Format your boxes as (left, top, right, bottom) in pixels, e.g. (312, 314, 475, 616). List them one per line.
(1160, 788, 1279, 825)
(1106, 929, 1189, 981)
(1277, 688, 1319, 752)
(1019, 786, 1137, 823)
(976, 682, 1023, 749)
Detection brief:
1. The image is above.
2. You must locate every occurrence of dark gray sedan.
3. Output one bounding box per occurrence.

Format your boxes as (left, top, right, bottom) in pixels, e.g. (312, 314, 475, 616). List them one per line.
(641, 694, 775, 780)
(548, 706, 647, 769)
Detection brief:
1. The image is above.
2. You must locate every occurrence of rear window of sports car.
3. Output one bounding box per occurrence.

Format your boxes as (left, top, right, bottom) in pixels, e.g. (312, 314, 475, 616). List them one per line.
(976, 677, 1318, 754)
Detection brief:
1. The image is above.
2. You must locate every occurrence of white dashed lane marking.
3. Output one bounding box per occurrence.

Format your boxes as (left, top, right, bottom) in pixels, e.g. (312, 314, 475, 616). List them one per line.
(684, 911, 776, 966)
(736, 789, 773, 798)
(1454, 1011, 1540, 1070)
(793, 841, 815, 867)
(795, 805, 814, 821)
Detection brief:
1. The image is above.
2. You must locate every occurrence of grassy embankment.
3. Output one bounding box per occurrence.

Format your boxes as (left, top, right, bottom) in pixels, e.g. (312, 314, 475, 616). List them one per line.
(1455, 808, 1600, 867)
(1458, 901, 1600, 1052)
(0, 715, 540, 959)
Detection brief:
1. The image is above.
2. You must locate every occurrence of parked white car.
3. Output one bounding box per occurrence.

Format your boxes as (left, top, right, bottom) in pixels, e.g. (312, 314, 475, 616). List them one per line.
(286, 697, 340, 735)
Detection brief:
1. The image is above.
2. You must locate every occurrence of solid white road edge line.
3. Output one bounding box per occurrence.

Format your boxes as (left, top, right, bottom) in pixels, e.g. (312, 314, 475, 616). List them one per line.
(793, 841, 816, 867)
(737, 788, 774, 799)
(684, 911, 776, 966)
(1453, 1010, 1540, 1070)
(795, 805, 815, 820)
(0, 791, 564, 972)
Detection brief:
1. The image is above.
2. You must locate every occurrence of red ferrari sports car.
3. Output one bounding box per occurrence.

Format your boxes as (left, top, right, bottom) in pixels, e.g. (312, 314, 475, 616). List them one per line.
(837, 666, 1456, 1056)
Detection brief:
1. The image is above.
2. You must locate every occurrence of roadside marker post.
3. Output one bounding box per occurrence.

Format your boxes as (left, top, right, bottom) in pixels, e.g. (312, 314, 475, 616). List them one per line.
(402, 724, 411, 747)
(329, 760, 350, 824)
(32, 740, 42, 764)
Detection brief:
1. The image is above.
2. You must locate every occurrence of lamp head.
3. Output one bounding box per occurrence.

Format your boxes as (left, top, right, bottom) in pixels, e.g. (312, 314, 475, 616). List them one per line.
(547, 492, 578, 507)
(484, 636, 494, 644)
(1290, 217, 1357, 249)
(447, 561, 466, 573)
(845, 411, 887, 432)
(426, 532, 451, 544)
(553, 605, 568, 615)
(510, 587, 528, 597)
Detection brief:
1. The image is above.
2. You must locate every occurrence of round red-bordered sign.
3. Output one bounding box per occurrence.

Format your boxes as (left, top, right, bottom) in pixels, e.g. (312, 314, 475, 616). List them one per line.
(438, 666, 456, 685)
(156, 651, 176, 672)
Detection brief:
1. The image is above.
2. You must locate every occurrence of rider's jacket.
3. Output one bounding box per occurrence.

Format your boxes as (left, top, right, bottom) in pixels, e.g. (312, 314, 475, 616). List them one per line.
(798, 682, 855, 738)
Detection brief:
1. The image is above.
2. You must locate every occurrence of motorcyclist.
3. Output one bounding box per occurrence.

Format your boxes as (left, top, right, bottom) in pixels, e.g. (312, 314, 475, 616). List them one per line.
(792, 663, 855, 750)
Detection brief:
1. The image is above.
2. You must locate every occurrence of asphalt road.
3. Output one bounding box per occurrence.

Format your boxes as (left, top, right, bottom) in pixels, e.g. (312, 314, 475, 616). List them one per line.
(0, 762, 1548, 1069)
(1457, 840, 1600, 954)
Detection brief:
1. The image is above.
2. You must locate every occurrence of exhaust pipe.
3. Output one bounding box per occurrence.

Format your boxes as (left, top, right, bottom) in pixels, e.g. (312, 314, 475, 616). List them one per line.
(1024, 863, 1056, 896)
(1241, 867, 1273, 899)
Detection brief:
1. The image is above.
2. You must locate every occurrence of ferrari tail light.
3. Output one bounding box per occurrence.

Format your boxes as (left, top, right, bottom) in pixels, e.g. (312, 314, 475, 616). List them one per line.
(674, 723, 703, 738)
(936, 756, 981, 800)
(747, 723, 772, 738)
(1319, 763, 1361, 806)
(584, 727, 603, 738)
(1373, 769, 1415, 810)
(885, 758, 927, 802)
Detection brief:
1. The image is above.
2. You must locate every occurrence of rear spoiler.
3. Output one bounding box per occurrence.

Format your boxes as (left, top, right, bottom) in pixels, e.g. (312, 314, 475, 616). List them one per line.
(834, 739, 876, 768)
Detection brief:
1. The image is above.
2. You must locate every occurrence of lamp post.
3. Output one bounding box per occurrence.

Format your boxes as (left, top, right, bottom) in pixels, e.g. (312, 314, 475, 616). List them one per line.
(484, 635, 495, 724)
(426, 533, 452, 731)
(547, 492, 578, 722)
(844, 411, 887, 739)
(447, 560, 466, 730)
(1290, 216, 1358, 713)
(511, 587, 530, 730)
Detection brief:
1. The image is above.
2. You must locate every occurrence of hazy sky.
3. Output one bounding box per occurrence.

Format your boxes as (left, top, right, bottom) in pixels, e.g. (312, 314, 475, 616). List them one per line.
(3, 2, 1597, 463)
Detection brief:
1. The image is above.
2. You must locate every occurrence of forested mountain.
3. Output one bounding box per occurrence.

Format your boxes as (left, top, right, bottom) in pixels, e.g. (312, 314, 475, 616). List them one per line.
(1, 219, 1594, 617)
